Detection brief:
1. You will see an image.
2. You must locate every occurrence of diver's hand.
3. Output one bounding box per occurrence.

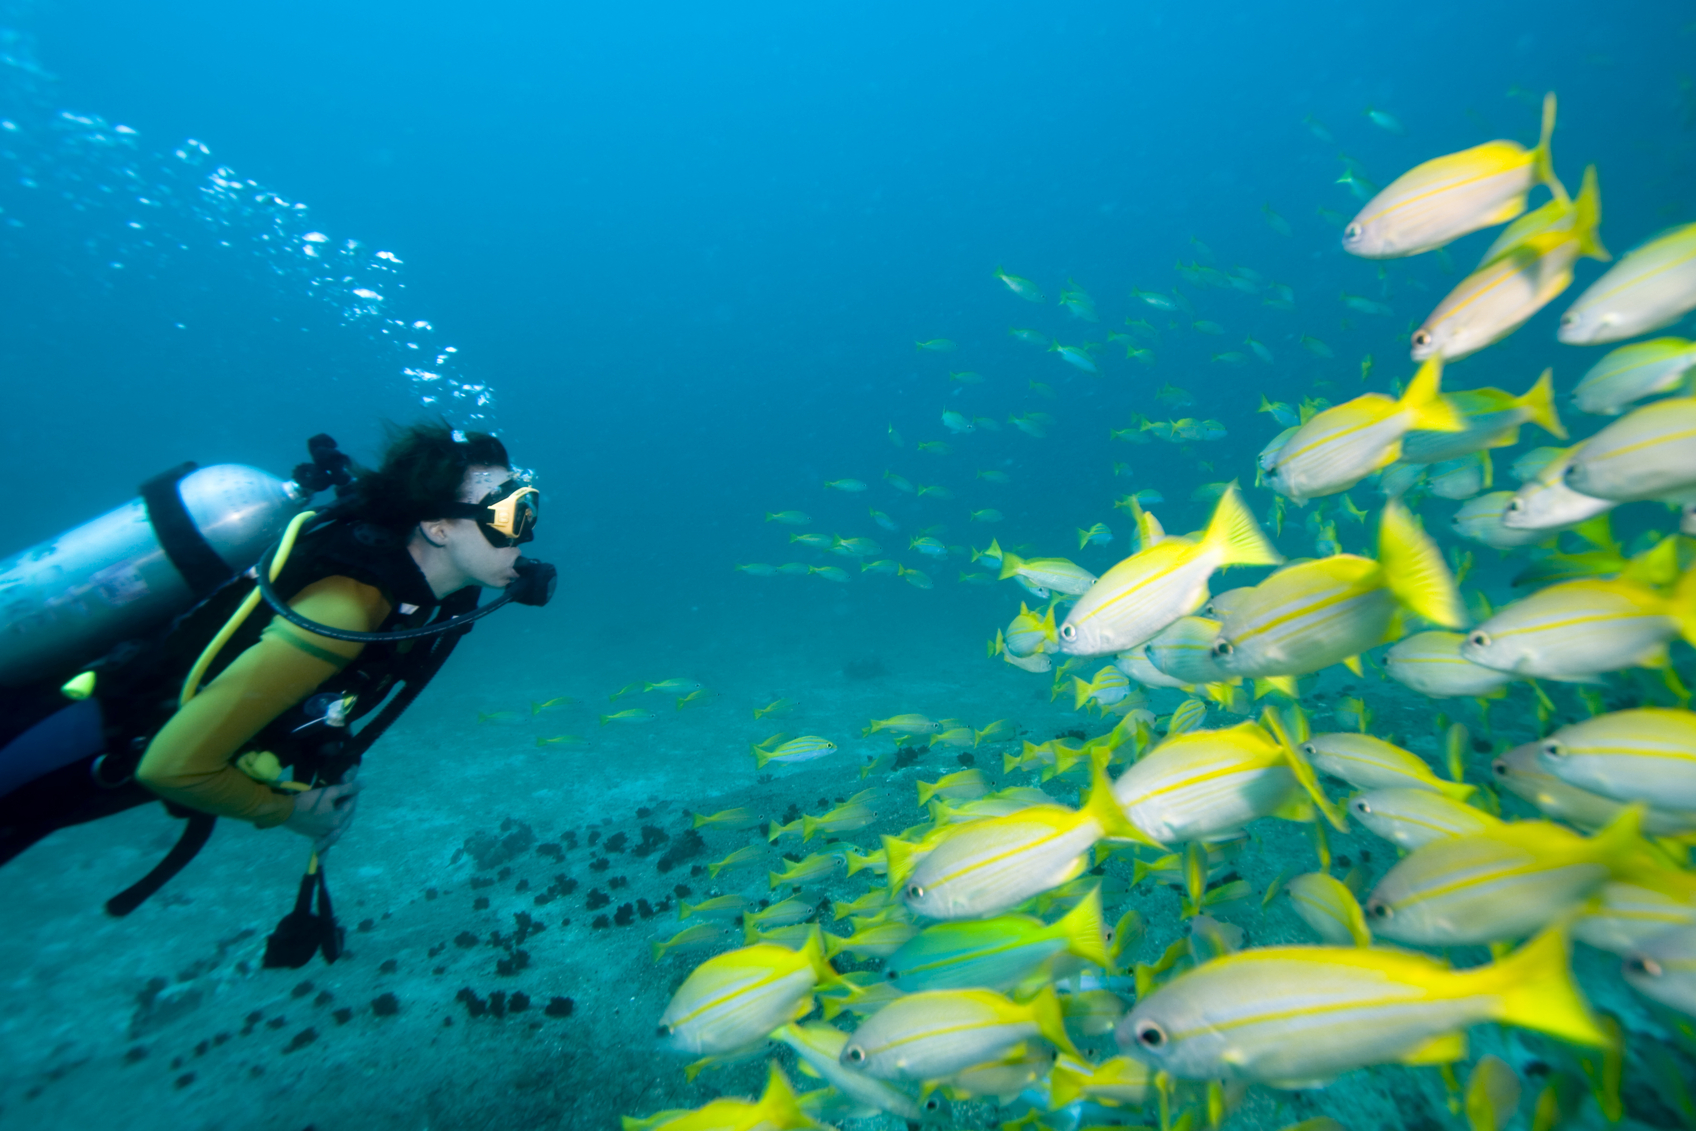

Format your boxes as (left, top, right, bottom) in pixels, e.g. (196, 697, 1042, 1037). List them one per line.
(282, 781, 363, 851)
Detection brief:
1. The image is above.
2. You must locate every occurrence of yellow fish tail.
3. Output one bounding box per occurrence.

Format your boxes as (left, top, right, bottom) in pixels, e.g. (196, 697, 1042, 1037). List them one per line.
(1484, 925, 1608, 1048)
(1048, 1059, 1088, 1109)
(1081, 761, 1159, 847)
(1672, 565, 1696, 648)
(1201, 483, 1283, 567)
(1572, 165, 1608, 262)
(1533, 91, 1565, 201)
(1378, 499, 1467, 628)
(1029, 983, 1081, 1056)
(752, 745, 774, 769)
(1053, 885, 1112, 971)
(997, 551, 1025, 580)
(1399, 357, 1466, 432)
(1517, 368, 1566, 440)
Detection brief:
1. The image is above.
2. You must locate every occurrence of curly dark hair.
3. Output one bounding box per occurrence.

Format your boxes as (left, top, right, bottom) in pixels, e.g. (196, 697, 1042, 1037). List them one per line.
(348, 421, 510, 531)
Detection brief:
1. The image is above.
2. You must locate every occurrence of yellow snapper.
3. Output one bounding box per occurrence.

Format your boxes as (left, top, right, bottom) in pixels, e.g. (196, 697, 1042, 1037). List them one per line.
(884, 885, 1109, 993)
(1399, 369, 1565, 465)
(1559, 220, 1696, 345)
(1363, 808, 1687, 945)
(1573, 882, 1696, 956)
(916, 769, 989, 806)
(680, 894, 753, 921)
(1383, 629, 1519, 698)
(825, 918, 919, 960)
(1004, 602, 1059, 657)
(1212, 500, 1465, 685)
(1109, 718, 1332, 845)
(1072, 665, 1132, 710)
(1058, 485, 1281, 656)
(901, 765, 1149, 919)
(1285, 871, 1372, 946)
(1535, 708, 1696, 811)
(1348, 786, 1502, 850)
(1491, 741, 1696, 836)
(1048, 1053, 1154, 1108)
(1342, 94, 1557, 259)
(1462, 562, 1696, 681)
(706, 845, 767, 879)
(1451, 491, 1558, 549)
(1564, 396, 1696, 502)
(840, 984, 1076, 1081)
(1265, 358, 1464, 501)
(998, 552, 1098, 597)
(994, 265, 1045, 303)
(1411, 166, 1606, 362)
(1303, 732, 1474, 799)
(1622, 925, 1696, 1017)
(650, 922, 731, 964)
(1143, 614, 1235, 686)
(1114, 646, 1190, 691)
(621, 1062, 813, 1131)
(1118, 926, 1606, 1084)
(1500, 446, 1615, 531)
(656, 930, 837, 1056)
(768, 853, 845, 890)
(866, 713, 942, 736)
(773, 1023, 929, 1121)
(1572, 337, 1696, 416)
(802, 800, 880, 842)
(752, 735, 838, 769)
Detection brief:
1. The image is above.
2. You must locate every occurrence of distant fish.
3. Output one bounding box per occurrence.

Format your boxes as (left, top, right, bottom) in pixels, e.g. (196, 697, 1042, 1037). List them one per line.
(1049, 341, 1098, 373)
(765, 510, 811, 525)
(600, 708, 659, 726)
(916, 339, 957, 352)
(530, 696, 574, 715)
(994, 266, 1045, 303)
(1009, 327, 1047, 345)
(824, 478, 867, 492)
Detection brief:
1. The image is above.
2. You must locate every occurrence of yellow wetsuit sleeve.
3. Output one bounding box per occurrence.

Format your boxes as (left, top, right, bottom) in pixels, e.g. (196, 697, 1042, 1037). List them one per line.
(136, 576, 393, 827)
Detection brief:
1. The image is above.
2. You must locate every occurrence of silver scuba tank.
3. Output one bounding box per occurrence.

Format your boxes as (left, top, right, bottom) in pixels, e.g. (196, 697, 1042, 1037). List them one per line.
(0, 463, 307, 688)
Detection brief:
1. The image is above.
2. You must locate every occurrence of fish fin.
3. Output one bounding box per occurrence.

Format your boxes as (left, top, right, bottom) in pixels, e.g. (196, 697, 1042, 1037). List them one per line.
(800, 925, 843, 989)
(1072, 677, 1093, 712)
(1487, 925, 1609, 1047)
(1081, 761, 1160, 847)
(1054, 885, 1112, 971)
(1048, 1060, 1088, 1109)
(915, 779, 938, 807)
(1623, 534, 1682, 588)
(1269, 792, 1316, 823)
(1437, 780, 1479, 803)
(1256, 675, 1300, 700)
(998, 551, 1025, 581)
(1201, 483, 1284, 567)
(1341, 654, 1364, 677)
(800, 816, 819, 842)
(1533, 91, 1566, 200)
(1399, 357, 1466, 432)
(1378, 500, 1467, 628)
(752, 745, 773, 770)
(1570, 512, 1618, 555)
(1400, 1030, 1468, 1066)
(754, 1063, 807, 1128)
(882, 835, 917, 891)
(1572, 165, 1608, 261)
(1517, 368, 1567, 440)
(1671, 564, 1696, 648)
(1027, 983, 1081, 1057)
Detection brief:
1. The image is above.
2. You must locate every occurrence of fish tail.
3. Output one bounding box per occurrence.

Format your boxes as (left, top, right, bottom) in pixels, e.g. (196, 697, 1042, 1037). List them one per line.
(1435, 779, 1479, 803)
(1485, 925, 1609, 1047)
(1399, 357, 1465, 432)
(1028, 983, 1081, 1056)
(1048, 1059, 1088, 1109)
(1081, 761, 1158, 847)
(1378, 500, 1467, 628)
(1672, 564, 1696, 647)
(800, 815, 819, 843)
(1572, 165, 1609, 261)
(1533, 91, 1567, 201)
(1201, 483, 1284, 567)
(752, 745, 772, 769)
(882, 834, 918, 892)
(1517, 368, 1567, 440)
(1055, 884, 1112, 970)
(997, 551, 1025, 580)
(915, 779, 938, 807)
(1072, 677, 1094, 712)
(799, 925, 842, 988)
(752, 1063, 806, 1128)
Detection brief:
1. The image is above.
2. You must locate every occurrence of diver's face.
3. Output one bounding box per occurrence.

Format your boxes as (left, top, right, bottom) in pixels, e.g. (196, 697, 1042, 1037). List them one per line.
(446, 465, 523, 589)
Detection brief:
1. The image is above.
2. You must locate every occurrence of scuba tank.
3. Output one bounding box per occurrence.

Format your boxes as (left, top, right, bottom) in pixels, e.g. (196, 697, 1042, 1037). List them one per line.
(0, 439, 348, 689)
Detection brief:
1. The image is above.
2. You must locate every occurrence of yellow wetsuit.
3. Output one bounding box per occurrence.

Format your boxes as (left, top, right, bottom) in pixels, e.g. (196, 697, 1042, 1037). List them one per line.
(135, 576, 393, 828)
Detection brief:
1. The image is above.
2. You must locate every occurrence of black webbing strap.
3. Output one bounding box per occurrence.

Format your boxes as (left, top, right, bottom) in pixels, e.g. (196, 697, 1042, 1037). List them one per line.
(140, 462, 232, 597)
(105, 810, 217, 917)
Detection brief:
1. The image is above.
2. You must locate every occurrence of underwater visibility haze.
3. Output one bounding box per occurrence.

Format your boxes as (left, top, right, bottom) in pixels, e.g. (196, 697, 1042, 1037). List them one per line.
(3, 0, 1696, 1128)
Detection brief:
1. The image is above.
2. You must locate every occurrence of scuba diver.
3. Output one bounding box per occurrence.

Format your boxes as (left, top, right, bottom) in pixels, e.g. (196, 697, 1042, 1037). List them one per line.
(0, 424, 555, 947)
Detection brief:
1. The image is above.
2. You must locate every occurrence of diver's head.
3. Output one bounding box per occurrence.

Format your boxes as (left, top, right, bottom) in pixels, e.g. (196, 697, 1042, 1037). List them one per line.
(353, 422, 538, 598)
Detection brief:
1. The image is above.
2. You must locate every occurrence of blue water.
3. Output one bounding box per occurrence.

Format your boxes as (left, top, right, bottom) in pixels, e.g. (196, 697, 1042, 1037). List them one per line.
(2, 1, 1694, 1128)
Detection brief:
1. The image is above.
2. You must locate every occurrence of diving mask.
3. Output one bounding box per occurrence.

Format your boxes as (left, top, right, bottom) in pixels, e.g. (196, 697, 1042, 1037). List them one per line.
(442, 478, 539, 547)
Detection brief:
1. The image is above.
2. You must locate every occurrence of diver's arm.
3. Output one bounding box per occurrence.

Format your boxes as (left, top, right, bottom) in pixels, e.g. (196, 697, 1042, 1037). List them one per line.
(135, 576, 392, 826)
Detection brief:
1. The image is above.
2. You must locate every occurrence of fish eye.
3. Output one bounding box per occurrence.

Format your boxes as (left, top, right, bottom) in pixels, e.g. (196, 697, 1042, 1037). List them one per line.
(1560, 312, 1578, 327)
(1366, 899, 1393, 920)
(1060, 624, 1077, 640)
(1134, 1020, 1168, 1049)
(906, 883, 924, 901)
(924, 1096, 944, 1112)
(1468, 631, 1490, 648)
(656, 1024, 672, 1038)
(1212, 640, 1234, 657)
(1352, 799, 1373, 815)
(1301, 742, 1317, 756)
(1541, 740, 1563, 758)
(1491, 758, 1509, 778)
(885, 968, 899, 981)
(1343, 223, 1362, 242)
(845, 1044, 867, 1063)
(1626, 956, 1663, 978)
(1412, 330, 1432, 348)
(1506, 497, 1523, 512)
